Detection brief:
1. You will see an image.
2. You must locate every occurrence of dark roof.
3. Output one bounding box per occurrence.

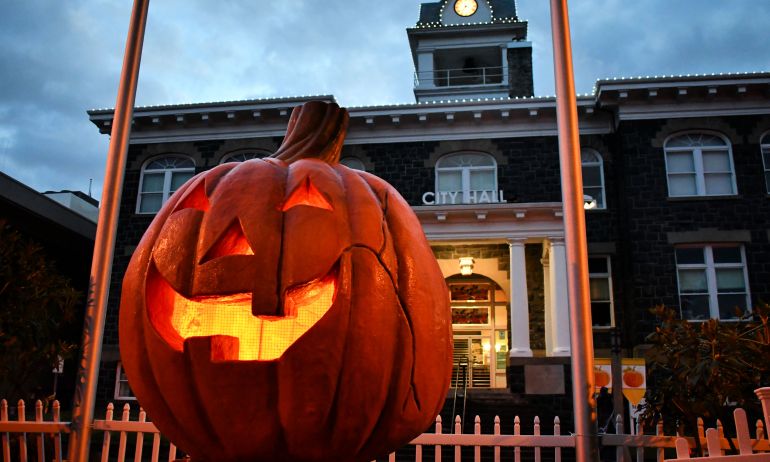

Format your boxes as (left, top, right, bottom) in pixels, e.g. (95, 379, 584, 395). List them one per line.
(417, 0, 518, 25)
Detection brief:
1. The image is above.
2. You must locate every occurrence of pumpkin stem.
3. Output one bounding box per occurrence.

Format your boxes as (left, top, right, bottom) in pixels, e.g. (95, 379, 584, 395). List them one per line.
(271, 101, 349, 165)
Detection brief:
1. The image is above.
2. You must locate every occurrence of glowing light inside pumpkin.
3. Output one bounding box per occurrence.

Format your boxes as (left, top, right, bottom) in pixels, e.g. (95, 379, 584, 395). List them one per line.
(281, 177, 333, 211)
(168, 272, 336, 360)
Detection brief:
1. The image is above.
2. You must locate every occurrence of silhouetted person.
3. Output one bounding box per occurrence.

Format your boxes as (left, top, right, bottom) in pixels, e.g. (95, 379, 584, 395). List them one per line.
(597, 386, 616, 461)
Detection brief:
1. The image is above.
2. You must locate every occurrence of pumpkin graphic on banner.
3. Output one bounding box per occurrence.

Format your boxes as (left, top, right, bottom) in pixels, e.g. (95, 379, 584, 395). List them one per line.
(119, 102, 453, 462)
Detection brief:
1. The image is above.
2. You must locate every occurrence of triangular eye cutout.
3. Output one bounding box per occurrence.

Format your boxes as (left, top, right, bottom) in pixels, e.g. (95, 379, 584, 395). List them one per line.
(281, 177, 333, 212)
(201, 219, 254, 263)
(175, 179, 210, 212)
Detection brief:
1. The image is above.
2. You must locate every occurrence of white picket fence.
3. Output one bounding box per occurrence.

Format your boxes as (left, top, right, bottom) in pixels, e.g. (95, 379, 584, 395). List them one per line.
(2, 389, 770, 462)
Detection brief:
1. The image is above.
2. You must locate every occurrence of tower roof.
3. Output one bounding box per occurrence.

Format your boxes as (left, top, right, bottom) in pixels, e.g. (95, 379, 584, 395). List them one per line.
(417, 0, 518, 26)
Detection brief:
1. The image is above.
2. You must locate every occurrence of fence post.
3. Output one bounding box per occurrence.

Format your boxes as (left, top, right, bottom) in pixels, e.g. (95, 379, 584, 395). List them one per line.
(614, 414, 625, 462)
(117, 404, 130, 462)
(34, 401, 44, 462)
(514, 416, 521, 462)
(755, 388, 770, 431)
(554, 417, 561, 462)
(474, 416, 481, 462)
(18, 400, 27, 462)
(101, 403, 114, 462)
(454, 416, 461, 462)
(494, 416, 501, 462)
(435, 415, 442, 462)
(534, 416, 541, 462)
(2, 400, 10, 462)
(53, 401, 63, 462)
(135, 407, 147, 462)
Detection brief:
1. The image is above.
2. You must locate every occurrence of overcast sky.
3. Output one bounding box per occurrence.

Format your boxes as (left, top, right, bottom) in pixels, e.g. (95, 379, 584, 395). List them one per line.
(0, 0, 768, 200)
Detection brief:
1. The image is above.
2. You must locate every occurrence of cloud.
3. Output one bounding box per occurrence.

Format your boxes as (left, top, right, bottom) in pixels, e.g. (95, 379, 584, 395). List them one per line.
(0, 0, 767, 197)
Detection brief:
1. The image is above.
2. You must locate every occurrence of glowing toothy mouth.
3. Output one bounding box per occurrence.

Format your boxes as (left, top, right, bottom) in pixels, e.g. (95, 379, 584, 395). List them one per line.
(149, 267, 338, 361)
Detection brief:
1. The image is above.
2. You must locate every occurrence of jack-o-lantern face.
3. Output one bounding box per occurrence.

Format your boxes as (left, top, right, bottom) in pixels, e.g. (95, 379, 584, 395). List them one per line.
(119, 102, 453, 462)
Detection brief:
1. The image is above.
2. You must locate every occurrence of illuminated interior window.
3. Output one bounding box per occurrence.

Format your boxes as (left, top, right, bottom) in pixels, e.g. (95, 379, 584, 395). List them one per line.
(148, 265, 337, 361)
(281, 177, 333, 211)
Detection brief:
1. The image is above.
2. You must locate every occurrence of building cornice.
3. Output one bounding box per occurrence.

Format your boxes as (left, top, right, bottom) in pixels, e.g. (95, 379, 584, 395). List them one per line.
(414, 202, 565, 242)
(88, 73, 770, 142)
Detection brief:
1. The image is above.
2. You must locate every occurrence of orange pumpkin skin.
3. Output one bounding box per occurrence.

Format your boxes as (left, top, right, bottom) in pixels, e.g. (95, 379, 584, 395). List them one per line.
(119, 102, 453, 462)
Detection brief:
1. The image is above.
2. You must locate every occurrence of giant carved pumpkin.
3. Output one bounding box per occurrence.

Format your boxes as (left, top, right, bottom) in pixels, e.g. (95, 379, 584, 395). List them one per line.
(119, 101, 453, 462)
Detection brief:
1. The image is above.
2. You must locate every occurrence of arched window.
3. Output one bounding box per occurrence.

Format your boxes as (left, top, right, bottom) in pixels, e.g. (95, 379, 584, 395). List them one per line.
(664, 132, 736, 197)
(137, 155, 195, 214)
(435, 152, 498, 205)
(219, 150, 268, 164)
(581, 149, 606, 209)
(340, 157, 366, 171)
(761, 132, 770, 194)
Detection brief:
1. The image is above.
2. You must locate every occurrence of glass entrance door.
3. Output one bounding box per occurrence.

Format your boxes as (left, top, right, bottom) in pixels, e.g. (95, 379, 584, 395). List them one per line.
(452, 335, 492, 388)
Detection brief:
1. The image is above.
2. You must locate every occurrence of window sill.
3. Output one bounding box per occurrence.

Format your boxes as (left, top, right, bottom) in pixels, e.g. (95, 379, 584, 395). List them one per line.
(666, 195, 741, 202)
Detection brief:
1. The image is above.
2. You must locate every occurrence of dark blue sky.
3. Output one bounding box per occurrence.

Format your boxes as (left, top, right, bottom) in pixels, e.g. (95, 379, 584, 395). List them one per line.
(1, 0, 768, 198)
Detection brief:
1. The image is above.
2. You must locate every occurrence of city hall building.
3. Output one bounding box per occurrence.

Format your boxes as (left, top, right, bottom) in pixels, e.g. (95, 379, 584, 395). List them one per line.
(89, 0, 770, 426)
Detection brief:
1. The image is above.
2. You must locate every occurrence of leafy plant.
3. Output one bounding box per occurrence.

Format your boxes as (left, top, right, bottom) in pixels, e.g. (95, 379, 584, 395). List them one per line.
(639, 304, 770, 454)
(0, 219, 80, 405)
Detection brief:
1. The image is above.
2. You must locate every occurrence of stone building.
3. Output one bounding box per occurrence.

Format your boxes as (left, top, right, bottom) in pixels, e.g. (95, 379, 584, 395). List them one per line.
(88, 0, 770, 429)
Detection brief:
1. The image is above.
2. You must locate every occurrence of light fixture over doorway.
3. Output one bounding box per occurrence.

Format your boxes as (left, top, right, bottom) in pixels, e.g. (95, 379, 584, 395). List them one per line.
(459, 257, 475, 275)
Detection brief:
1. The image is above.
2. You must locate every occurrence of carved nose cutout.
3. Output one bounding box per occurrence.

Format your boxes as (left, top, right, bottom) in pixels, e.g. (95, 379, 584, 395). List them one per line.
(281, 177, 333, 212)
(201, 219, 254, 263)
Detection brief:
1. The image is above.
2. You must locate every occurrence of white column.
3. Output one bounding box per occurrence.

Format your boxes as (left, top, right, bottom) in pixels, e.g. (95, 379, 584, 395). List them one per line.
(508, 238, 532, 357)
(541, 245, 552, 354)
(547, 238, 571, 356)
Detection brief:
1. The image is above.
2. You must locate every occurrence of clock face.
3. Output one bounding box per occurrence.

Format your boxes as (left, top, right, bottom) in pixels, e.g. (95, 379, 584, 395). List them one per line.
(454, 0, 478, 17)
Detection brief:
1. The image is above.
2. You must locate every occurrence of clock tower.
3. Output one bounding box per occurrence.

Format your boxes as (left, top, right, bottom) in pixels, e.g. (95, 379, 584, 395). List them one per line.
(407, 0, 534, 102)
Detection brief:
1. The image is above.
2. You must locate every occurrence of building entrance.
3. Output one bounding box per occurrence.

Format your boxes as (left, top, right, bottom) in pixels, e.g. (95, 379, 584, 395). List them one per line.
(447, 277, 508, 388)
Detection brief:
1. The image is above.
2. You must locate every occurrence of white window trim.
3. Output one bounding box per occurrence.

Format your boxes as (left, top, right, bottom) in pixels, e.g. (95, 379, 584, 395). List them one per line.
(664, 131, 737, 197)
(581, 148, 607, 210)
(435, 152, 498, 204)
(340, 156, 367, 171)
(219, 149, 269, 164)
(589, 256, 615, 328)
(675, 244, 751, 320)
(136, 155, 195, 215)
(114, 362, 137, 401)
(761, 131, 770, 194)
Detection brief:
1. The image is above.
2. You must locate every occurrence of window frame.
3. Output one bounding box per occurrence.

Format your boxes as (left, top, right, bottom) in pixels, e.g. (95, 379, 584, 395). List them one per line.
(761, 131, 770, 194)
(219, 149, 269, 164)
(136, 155, 196, 215)
(435, 152, 498, 204)
(114, 362, 137, 401)
(663, 131, 737, 198)
(581, 148, 607, 210)
(588, 255, 615, 329)
(340, 156, 367, 171)
(675, 244, 751, 321)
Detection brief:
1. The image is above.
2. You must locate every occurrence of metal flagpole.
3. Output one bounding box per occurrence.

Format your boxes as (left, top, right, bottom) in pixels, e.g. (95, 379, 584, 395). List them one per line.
(548, 1, 598, 461)
(67, 0, 150, 460)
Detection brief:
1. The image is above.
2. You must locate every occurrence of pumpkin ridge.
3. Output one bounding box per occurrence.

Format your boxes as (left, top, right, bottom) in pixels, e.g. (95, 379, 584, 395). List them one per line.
(345, 242, 422, 413)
